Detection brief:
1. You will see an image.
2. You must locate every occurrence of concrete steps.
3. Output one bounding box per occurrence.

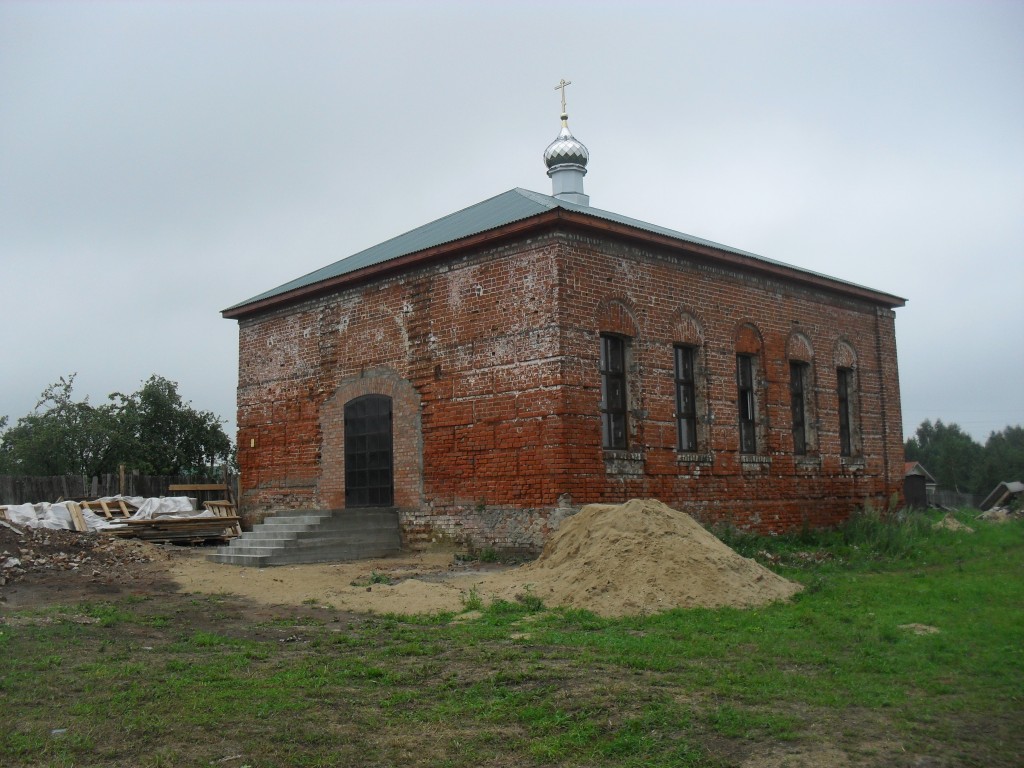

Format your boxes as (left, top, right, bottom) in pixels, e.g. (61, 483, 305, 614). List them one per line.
(207, 508, 401, 567)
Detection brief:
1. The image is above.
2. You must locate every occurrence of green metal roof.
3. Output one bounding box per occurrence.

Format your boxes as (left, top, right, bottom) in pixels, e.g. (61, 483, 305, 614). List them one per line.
(224, 187, 902, 314)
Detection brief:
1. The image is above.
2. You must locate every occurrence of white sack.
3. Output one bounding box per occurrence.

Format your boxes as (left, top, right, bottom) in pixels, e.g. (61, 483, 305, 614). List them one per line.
(131, 496, 197, 519)
(3, 503, 41, 528)
(41, 504, 74, 530)
(2, 502, 73, 530)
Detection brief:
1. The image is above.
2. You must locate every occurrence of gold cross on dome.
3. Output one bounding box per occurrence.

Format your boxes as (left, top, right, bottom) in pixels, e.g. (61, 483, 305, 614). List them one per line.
(554, 78, 572, 114)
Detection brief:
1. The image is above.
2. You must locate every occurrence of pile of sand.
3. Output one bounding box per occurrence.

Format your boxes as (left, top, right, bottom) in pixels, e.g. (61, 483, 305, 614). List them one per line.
(467, 498, 802, 616)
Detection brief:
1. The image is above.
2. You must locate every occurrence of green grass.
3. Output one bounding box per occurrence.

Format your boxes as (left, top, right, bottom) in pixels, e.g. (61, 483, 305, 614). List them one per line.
(1, 508, 1020, 767)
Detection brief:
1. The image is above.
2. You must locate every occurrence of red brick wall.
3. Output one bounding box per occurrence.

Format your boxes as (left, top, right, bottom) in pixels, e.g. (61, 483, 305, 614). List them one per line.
(551, 232, 904, 533)
(234, 239, 567, 528)
(233, 227, 904, 546)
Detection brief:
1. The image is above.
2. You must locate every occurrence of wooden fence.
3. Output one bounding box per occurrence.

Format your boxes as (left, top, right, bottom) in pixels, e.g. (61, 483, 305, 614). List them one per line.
(927, 488, 981, 509)
(0, 473, 237, 506)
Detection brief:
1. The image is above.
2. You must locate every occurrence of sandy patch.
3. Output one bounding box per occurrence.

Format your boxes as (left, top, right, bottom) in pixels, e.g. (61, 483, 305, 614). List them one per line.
(167, 550, 475, 614)
(898, 623, 941, 635)
(167, 499, 803, 618)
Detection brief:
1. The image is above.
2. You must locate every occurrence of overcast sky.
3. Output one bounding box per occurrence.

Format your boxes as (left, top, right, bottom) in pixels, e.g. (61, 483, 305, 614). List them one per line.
(2, 0, 1022, 445)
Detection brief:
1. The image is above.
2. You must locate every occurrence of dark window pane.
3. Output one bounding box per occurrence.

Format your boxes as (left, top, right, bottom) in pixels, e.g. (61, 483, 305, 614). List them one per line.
(675, 345, 698, 452)
(600, 335, 629, 450)
(737, 355, 757, 454)
(737, 355, 752, 388)
(679, 387, 693, 413)
(838, 368, 852, 457)
(740, 421, 756, 454)
(790, 362, 807, 455)
(678, 420, 694, 452)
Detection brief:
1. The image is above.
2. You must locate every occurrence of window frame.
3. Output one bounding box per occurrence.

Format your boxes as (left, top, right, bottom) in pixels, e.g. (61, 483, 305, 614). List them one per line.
(599, 334, 629, 450)
(674, 344, 698, 452)
(790, 361, 809, 456)
(737, 354, 757, 454)
(837, 367, 854, 457)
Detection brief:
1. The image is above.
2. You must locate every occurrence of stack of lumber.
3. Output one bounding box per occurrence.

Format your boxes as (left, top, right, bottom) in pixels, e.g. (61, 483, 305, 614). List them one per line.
(103, 515, 242, 544)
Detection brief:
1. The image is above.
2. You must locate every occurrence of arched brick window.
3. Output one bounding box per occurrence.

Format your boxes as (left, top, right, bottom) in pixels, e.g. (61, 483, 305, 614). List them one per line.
(834, 340, 861, 457)
(736, 323, 765, 454)
(671, 310, 707, 453)
(599, 334, 629, 449)
(787, 332, 817, 456)
(596, 297, 640, 451)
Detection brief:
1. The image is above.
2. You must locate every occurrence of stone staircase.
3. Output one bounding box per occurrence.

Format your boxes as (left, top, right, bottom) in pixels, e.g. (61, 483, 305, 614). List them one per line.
(207, 508, 402, 567)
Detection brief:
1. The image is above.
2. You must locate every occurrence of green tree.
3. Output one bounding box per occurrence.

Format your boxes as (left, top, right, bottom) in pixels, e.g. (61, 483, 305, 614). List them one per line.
(113, 375, 232, 475)
(904, 419, 984, 494)
(0, 375, 121, 475)
(973, 426, 1024, 496)
(0, 374, 232, 476)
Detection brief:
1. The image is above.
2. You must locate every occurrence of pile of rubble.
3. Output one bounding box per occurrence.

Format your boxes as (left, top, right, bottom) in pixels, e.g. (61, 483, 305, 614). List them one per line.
(0, 520, 155, 588)
(976, 507, 1022, 523)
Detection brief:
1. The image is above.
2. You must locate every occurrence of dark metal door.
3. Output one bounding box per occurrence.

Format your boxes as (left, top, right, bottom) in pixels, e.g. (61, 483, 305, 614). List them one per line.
(344, 395, 394, 507)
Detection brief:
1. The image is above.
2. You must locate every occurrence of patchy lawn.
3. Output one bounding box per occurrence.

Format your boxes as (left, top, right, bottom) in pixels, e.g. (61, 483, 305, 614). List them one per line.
(1, 509, 1021, 767)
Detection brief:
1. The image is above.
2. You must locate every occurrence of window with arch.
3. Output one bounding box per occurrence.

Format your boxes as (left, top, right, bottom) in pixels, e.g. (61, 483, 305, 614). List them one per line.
(600, 334, 629, 449)
(790, 361, 810, 455)
(674, 344, 698, 452)
(737, 354, 758, 454)
(735, 323, 764, 456)
(834, 341, 861, 458)
(787, 333, 818, 457)
(837, 367, 855, 457)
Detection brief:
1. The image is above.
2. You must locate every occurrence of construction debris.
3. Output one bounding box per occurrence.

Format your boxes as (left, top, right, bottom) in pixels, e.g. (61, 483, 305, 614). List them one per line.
(978, 481, 1024, 512)
(1, 495, 240, 544)
(0, 525, 156, 588)
(975, 507, 1018, 523)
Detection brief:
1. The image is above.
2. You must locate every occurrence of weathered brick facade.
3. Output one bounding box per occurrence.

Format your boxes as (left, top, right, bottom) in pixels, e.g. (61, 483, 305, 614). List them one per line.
(228, 211, 905, 554)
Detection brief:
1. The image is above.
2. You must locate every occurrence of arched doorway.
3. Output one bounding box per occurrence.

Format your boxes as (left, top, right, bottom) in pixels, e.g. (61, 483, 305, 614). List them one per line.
(344, 395, 394, 507)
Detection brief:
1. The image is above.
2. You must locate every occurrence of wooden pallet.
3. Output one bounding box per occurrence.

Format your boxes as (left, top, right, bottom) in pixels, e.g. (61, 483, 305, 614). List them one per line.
(79, 498, 135, 519)
(203, 500, 241, 537)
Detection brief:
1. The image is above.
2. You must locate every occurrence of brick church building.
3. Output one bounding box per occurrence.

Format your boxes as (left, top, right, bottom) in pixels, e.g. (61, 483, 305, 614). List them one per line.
(223, 96, 906, 553)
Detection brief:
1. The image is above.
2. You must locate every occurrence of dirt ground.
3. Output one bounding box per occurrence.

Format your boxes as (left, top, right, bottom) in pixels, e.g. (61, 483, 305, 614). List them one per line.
(166, 547, 505, 613)
(0, 528, 482, 614)
(2, 500, 802, 616)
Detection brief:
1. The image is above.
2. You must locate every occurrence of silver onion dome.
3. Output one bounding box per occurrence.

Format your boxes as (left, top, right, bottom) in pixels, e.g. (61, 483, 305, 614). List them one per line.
(544, 114, 590, 169)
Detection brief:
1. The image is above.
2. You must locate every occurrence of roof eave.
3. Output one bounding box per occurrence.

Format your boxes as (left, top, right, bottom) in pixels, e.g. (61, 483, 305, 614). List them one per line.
(554, 210, 907, 309)
(223, 208, 905, 320)
(222, 209, 566, 320)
